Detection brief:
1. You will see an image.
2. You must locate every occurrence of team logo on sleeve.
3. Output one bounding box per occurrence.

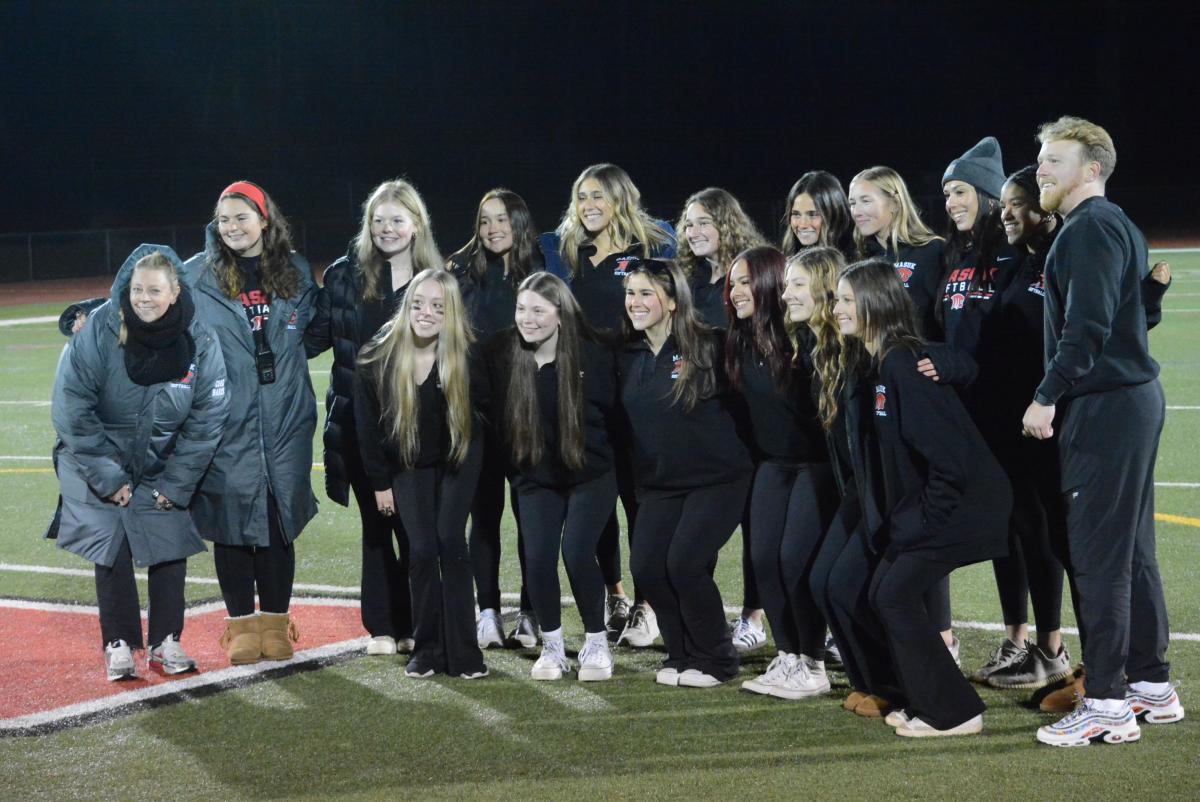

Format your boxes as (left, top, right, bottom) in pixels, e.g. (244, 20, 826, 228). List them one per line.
(613, 256, 640, 277)
(286, 310, 299, 330)
(894, 263, 915, 287)
(170, 363, 196, 389)
(1028, 272, 1046, 297)
(670, 354, 683, 380)
(874, 384, 888, 416)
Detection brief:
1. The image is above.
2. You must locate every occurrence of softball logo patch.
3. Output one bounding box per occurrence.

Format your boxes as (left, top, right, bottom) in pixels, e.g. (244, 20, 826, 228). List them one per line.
(874, 384, 888, 416)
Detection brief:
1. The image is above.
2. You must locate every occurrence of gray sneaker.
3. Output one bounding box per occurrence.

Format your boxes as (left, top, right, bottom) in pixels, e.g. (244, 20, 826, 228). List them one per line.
(105, 639, 137, 681)
(605, 594, 632, 640)
(149, 634, 198, 675)
(988, 642, 1071, 689)
(508, 611, 539, 649)
(970, 638, 1027, 683)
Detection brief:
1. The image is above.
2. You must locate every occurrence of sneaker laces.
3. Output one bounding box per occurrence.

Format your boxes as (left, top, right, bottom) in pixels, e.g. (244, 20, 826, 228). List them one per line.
(762, 653, 796, 683)
(579, 639, 609, 667)
(540, 638, 568, 669)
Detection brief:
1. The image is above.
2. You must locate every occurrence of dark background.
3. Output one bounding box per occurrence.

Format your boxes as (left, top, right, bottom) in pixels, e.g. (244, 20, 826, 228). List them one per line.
(0, 0, 1192, 279)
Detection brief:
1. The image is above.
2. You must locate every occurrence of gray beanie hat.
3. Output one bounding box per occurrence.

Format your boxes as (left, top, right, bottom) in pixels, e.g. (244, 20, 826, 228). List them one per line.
(942, 136, 1006, 199)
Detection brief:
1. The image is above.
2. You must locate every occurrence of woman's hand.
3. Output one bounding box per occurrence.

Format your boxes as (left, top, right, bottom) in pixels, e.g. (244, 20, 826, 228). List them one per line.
(1151, 260, 1171, 284)
(108, 484, 132, 506)
(916, 357, 940, 382)
(154, 491, 174, 510)
(375, 489, 395, 517)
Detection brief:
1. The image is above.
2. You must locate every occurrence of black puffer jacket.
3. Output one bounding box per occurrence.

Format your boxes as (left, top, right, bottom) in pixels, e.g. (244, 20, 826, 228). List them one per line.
(307, 243, 402, 505)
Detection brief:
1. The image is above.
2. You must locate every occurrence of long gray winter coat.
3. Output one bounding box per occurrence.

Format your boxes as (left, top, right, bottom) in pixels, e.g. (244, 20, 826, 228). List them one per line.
(50, 244, 229, 568)
(182, 224, 320, 546)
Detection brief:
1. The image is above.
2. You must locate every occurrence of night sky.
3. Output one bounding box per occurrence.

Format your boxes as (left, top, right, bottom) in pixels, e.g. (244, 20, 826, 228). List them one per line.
(1, 0, 1192, 270)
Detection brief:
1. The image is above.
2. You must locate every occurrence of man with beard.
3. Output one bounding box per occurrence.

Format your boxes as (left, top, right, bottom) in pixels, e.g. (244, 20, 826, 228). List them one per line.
(1022, 116, 1183, 747)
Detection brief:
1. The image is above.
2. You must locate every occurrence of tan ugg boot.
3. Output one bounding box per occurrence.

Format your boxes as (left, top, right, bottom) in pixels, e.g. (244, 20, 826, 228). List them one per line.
(219, 614, 262, 665)
(1038, 665, 1086, 713)
(259, 612, 299, 661)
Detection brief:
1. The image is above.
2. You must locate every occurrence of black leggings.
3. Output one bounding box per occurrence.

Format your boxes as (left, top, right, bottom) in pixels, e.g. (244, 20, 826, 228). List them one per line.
(213, 495, 294, 617)
(749, 460, 838, 657)
(630, 475, 751, 681)
(470, 432, 532, 611)
(518, 471, 618, 633)
(595, 444, 638, 600)
(393, 440, 486, 676)
(991, 438, 1065, 633)
(871, 552, 985, 730)
(348, 466, 413, 640)
(94, 530, 186, 650)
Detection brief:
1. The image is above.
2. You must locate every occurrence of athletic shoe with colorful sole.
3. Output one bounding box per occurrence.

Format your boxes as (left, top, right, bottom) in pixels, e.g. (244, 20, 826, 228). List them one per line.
(1126, 684, 1185, 724)
(1036, 700, 1141, 747)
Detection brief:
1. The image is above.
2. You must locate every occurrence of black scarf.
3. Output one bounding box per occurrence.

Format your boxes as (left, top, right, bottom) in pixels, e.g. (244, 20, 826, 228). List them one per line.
(121, 285, 197, 386)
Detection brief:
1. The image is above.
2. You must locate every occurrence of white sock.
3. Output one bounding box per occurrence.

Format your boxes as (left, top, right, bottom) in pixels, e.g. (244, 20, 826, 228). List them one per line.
(1130, 680, 1170, 694)
(1087, 697, 1128, 713)
(585, 630, 608, 644)
(542, 627, 564, 642)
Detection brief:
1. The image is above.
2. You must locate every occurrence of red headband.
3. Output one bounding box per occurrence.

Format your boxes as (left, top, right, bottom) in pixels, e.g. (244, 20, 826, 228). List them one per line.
(219, 181, 269, 219)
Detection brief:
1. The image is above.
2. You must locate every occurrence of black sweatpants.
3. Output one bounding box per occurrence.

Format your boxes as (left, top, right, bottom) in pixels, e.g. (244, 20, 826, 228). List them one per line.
(596, 442, 640, 601)
(870, 551, 985, 730)
(1058, 380, 1170, 700)
(95, 530, 186, 650)
(348, 465, 413, 640)
(518, 471, 618, 633)
(740, 497, 761, 610)
(822, 529, 905, 702)
(470, 432, 532, 612)
(990, 437, 1065, 632)
(630, 475, 751, 681)
(810, 509, 868, 690)
(393, 439, 486, 676)
(749, 461, 838, 657)
(213, 494, 294, 616)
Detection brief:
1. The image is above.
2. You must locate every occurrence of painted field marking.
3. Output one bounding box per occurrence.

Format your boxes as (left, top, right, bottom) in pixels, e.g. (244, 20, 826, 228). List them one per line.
(0, 562, 361, 595)
(0, 401, 50, 406)
(483, 649, 615, 712)
(1167, 406, 1200, 410)
(0, 316, 57, 327)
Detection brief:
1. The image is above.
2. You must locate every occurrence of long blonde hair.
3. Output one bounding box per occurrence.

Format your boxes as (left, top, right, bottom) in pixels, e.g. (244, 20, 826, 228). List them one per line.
(357, 268, 474, 467)
(555, 163, 672, 275)
(849, 166, 941, 258)
(354, 179, 443, 301)
(786, 247, 845, 430)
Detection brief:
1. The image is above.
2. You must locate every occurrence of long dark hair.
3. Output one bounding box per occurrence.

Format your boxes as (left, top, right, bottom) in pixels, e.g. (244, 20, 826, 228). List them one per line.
(725, 245, 793, 391)
(621, 259, 715, 412)
(210, 186, 299, 301)
(781, 171, 852, 256)
(841, 258, 923, 363)
(935, 186, 1006, 330)
(505, 272, 591, 471)
(450, 188, 539, 284)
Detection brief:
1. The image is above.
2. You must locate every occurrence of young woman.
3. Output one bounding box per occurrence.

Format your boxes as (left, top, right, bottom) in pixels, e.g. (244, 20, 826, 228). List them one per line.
(726, 245, 838, 699)
(620, 260, 753, 688)
(848, 167, 945, 337)
(354, 268, 487, 679)
(676, 187, 767, 652)
(847, 166, 955, 660)
(447, 189, 543, 650)
(781, 171, 854, 259)
(676, 187, 765, 328)
(308, 178, 443, 657)
(488, 272, 618, 680)
(50, 246, 227, 680)
(832, 258, 1011, 737)
(183, 181, 319, 665)
(540, 163, 677, 646)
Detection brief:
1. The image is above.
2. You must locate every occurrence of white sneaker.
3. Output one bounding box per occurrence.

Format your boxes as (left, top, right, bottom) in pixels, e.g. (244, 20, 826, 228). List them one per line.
(741, 652, 796, 696)
(476, 609, 504, 650)
(530, 638, 571, 680)
(1126, 682, 1186, 724)
(730, 617, 767, 655)
(897, 713, 983, 738)
(1037, 698, 1141, 747)
(105, 639, 137, 681)
(578, 637, 614, 682)
(656, 667, 680, 686)
(678, 669, 724, 688)
(885, 708, 911, 728)
(509, 611, 539, 649)
(617, 604, 659, 647)
(772, 654, 831, 700)
(148, 635, 197, 675)
(366, 635, 397, 656)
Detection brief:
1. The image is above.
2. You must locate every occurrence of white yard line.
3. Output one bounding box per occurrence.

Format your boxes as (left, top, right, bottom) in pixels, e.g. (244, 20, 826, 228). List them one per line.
(0, 316, 57, 327)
